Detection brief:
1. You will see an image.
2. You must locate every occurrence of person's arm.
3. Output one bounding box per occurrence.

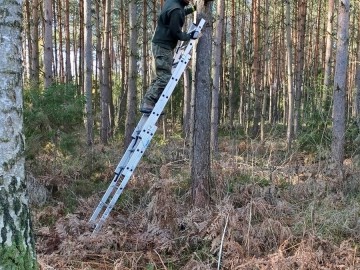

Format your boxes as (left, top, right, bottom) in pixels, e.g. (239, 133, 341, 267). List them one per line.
(168, 9, 191, 41)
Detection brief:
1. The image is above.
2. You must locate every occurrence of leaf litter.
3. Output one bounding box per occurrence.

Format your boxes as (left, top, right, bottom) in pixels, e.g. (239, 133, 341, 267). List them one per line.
(33, 138, 360, 269)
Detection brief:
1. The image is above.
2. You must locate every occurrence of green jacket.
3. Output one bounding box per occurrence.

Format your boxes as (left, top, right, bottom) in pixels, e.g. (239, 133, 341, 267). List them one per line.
(152, 0, 194, 50)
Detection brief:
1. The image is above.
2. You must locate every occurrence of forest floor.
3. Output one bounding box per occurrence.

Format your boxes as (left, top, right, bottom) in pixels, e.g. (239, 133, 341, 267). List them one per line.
(27, 131, 360, 269)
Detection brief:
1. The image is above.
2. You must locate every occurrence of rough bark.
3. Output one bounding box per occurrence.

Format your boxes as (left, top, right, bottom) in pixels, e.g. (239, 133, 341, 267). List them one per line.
(183, 69, 191, 139)
(84, 0, 94, 146)
(124, 0, 138, 148)
(356, 4, 360, 130)
(100, 0, 112, 144)
(0, 2, 37, 268)
(294, 0, 307, 135)
(211, 0, 224, 155)
(324, 0, 335, 91)
(285, 0, 294, 149)
(331, 0, 350, 169)
(190, 2, 213, 208)
(30, 0, 40, 85)
(65, 0, 72, 83)
(43, 0, 53, 88)
(251, 0, 261, 137)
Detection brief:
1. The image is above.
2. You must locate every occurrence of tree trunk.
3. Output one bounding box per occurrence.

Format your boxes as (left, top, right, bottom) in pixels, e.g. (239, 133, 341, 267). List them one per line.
(30, 0, 40, 85)
(183, 69, 191, 140)
(356, 3, 360, 130)
(78, 0, 84, 93)
(124, 0, 138, 147)
(65, 0, 72, 83)
(53, 0, 58, 80)
(312, 0, 322, 80)
(294, 0, 307, 135)
(117, 0, 127, 127)
(228, 0, 236, 128)
(261, 0, 270, 142)
(211, 0, 225, 155)
(323, 0, 335, 109)
(57, 0, 64, 83)
(191, 2, 213, 208)
(100, 0, 112, 144)
(95, 0, 102, 125)
(24, 0, 32, 81)
(84, 0, 94, 146)
(285, 0, 294, 149)
(251, 0, 261, 137)
(44, 0, 53, 88)
(331, 0, 350, 169)
(142, 0, 148, 98)
(0, 2, 37, 268)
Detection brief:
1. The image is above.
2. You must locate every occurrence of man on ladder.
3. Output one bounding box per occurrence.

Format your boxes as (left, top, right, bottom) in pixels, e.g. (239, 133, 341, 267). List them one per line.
(139, 0, 199, 113)
(89, 0, 205, 232)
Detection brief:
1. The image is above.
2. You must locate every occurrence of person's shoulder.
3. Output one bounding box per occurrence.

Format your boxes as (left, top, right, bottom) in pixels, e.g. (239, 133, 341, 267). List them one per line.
(164, 0, 183, 11)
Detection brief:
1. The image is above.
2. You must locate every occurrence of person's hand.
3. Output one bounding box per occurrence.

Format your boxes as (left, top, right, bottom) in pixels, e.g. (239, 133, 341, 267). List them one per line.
(191, 4, 197, 12)
(189, 30, 199, 39)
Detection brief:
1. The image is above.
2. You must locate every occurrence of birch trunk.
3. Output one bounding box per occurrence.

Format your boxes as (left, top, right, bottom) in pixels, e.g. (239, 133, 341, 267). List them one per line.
(0, 2, 37, 268)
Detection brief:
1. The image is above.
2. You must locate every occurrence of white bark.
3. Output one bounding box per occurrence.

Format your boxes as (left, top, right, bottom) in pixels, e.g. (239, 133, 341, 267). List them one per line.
(0, 1, 37, 268)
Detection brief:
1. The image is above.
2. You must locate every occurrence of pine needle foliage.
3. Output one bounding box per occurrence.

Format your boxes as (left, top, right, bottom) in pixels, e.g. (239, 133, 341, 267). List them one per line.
(24, 83, 85, 157)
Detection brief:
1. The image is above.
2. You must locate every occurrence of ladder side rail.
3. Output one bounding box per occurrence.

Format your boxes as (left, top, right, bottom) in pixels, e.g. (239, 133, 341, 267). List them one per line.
(92, 56, 190, 229)
(113, 115, 148, 173)
(89, 115, 148, 223)
(172, 19, 205, 71)
(93, 125, 158, 232)
(89, 173, 123, 223)
(91, 18, 206, 231)
(142, 53, 192, 130)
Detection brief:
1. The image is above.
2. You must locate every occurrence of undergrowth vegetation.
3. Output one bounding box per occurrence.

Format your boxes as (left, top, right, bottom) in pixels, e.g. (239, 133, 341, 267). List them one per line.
(24, 84, 85, 158)
(24, 85, 360, 269)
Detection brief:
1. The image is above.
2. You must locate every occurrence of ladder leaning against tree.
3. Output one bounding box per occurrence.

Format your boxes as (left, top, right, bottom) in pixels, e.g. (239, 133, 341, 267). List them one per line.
(89, 19, 206, 233)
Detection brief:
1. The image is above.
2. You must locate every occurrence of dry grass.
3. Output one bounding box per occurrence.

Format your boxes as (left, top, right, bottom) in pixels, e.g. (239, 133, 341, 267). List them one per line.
(30, 137, 360, 269)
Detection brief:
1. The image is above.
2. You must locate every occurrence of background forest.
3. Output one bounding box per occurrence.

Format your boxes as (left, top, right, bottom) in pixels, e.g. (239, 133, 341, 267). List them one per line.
(18, 0, 360, 268)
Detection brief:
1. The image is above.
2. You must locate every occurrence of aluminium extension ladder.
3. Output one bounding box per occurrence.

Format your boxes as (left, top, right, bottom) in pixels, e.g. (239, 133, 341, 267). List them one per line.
(89, 19, 206, 233)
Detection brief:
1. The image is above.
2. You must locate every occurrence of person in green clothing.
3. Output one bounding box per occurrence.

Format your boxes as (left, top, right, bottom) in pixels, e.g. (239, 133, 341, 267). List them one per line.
(139, 0, 198, 113)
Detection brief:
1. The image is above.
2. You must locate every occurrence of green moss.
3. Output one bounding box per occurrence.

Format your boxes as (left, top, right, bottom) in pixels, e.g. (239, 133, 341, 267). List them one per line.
(0, 243, 38, 270)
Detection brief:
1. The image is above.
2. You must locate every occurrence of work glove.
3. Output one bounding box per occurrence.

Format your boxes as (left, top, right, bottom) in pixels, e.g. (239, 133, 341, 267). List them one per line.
(190, 4, 197, 12)
(189, 30, 200, 39)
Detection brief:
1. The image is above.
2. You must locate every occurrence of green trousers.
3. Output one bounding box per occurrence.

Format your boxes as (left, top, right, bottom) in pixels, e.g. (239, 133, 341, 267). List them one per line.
(142, 43, 173, 105)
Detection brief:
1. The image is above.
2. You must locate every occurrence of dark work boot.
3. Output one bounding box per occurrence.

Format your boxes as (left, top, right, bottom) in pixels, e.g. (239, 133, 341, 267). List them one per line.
(139, 99, 155, 114)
